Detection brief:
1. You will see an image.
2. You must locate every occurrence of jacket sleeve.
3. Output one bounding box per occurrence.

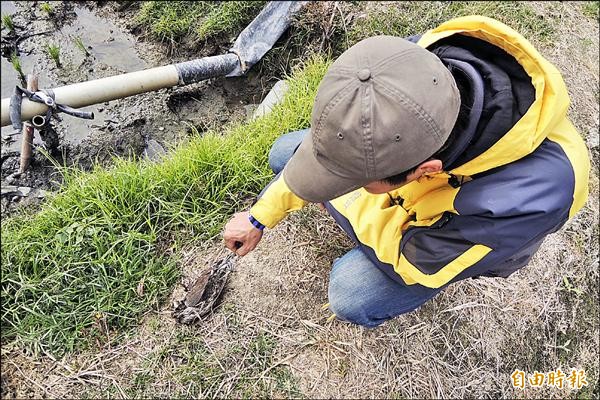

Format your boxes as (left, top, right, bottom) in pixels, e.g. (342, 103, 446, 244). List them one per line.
(249, 173, 308, 229)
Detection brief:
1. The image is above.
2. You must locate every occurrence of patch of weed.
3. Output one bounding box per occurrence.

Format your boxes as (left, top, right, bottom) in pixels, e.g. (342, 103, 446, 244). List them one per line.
(136, 1, 215, 43)
(121, 325, 299, 398)
(45, 43, 61, 67)
(136, 1, 267, 46)
(1, 57, 330, 356)
(196, 1, 266, 40)
(40, 2, 54, 16)
(561, 276, 584, 295)
(349, 2, 555, 46)
(272, 366, 304, 398)
(1, 13, 15, 32)
(9, 52, 25, 84)
(582, 1, 599, 20)
(230, 332, 299, 398)
(73, 36, 89, 56)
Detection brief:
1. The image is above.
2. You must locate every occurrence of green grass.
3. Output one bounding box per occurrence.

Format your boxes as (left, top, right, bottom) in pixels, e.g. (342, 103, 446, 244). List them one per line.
(1, 13, 15, 32)
(196, 1, 266, 40)
(582, 1, 599, 20)
(46, 43, 61, 67)
(1, 57, 330, 356)
(40, 2, 54, 15)
(136, 1, 215, 42)
(9, 52, 25, 84)
(136, 1, 266, 43)
(348, 1, 555, 46)
(73, 36, 89, 56)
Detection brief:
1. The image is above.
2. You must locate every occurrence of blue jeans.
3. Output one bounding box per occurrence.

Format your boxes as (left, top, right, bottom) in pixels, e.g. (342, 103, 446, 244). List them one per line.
(268, 129, 443, 327)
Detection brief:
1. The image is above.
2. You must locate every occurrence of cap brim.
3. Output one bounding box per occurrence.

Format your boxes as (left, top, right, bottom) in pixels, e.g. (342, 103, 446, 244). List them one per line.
(282, 132, 370, 203)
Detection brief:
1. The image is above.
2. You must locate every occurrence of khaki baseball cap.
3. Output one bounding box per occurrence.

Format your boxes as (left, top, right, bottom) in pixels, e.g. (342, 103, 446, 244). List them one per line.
(283, 36, 460, 203)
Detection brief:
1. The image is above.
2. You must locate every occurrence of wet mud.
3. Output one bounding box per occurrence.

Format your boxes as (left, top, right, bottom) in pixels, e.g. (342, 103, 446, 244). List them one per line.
(0, 1, 272, 216)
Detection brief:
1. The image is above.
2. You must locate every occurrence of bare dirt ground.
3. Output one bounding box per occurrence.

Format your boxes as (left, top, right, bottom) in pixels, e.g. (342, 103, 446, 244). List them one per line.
(1, 1, 598, 399)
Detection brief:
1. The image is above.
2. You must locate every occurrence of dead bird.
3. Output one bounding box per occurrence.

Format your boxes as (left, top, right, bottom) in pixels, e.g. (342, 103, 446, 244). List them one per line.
(173, 253, 236, 324)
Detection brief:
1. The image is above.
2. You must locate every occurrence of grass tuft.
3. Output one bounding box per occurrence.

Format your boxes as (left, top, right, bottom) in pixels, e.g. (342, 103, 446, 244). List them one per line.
(196, 1, 266, 40)
(119, 317, 299, 398)
(40, 2, 54, 15)
(9, 52, 25, 84)
(73, 36, 89, 57)
(582, 1, 599, 20)
(1, 56, 330, 356)
(136, 1, 216, 43)
(1, 13, 15, 32)
(136, 1, 266, 44)
(46, 43, 61, 67)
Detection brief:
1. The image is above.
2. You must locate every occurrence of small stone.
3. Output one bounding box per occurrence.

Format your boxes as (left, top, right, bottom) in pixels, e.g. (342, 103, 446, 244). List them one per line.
(17, 187, 31, 196)
(143, 139, 166, 161)
(252, 80, 289, 119)
(158, 127, 164, 131)
(11, 196, 19, 202)
(98, 107, 104, 112)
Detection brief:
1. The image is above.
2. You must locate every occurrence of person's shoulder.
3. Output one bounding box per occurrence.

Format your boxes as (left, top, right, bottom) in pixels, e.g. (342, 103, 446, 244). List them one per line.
(455, 139, 575, 217)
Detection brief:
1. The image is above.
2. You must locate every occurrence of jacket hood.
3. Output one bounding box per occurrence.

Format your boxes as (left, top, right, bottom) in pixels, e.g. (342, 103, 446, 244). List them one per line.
(417, 16, 570, 176)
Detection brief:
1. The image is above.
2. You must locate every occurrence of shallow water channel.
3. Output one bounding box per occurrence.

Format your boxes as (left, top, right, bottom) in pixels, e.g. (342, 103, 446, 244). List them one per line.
(1, 1, 148, 148)
(1, 1, 266, 211)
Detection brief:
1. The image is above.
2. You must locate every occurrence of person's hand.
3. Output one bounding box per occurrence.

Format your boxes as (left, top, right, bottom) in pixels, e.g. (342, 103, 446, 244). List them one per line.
(223, 211, 263, 256)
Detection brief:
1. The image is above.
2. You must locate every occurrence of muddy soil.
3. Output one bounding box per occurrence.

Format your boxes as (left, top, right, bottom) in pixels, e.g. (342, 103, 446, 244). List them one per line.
(0, 1, 274, 216)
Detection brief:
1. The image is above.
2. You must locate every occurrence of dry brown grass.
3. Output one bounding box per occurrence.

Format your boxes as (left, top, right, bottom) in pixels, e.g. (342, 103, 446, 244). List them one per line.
(2, 203, 598, 398)
(2, 1, 598, 399)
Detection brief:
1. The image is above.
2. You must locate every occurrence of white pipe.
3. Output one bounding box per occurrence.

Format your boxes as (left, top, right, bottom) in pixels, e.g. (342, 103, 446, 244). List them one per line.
(31, 115, 46, 128)
(0, 0, 308, 128)
(1, 65, 179, 127)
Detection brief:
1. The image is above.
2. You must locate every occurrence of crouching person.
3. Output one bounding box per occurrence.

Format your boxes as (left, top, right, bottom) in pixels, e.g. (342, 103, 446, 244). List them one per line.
(223, 17, 590, 327)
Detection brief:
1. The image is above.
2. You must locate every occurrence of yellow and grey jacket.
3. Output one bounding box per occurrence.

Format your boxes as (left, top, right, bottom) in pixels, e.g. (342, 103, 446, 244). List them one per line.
(249, 17, 590, 289)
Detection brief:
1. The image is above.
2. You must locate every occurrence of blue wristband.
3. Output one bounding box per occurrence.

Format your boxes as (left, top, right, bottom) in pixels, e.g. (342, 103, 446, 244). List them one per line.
(249, 214, 265, 231)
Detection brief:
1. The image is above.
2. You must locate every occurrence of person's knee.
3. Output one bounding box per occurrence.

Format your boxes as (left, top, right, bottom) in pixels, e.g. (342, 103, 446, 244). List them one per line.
(268, 129, 309, 174)
(327, 248, 435, 327)
(328, 271, 381, 328)
(268, 141, 286, 174)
